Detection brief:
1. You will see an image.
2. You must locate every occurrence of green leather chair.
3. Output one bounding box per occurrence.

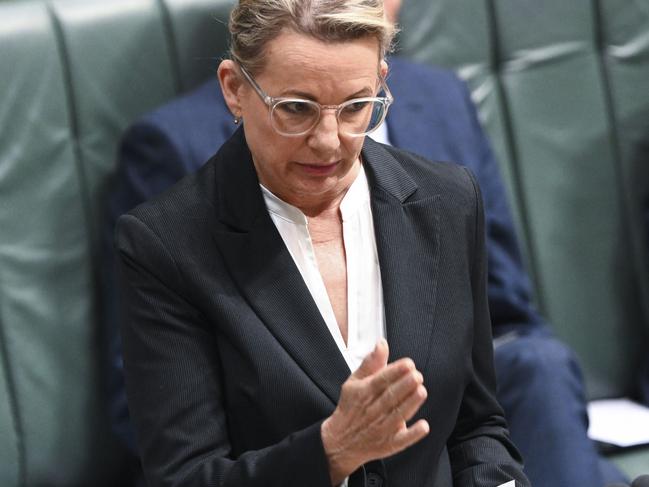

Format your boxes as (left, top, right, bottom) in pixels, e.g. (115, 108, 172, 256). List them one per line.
(0, 0, 647, 484)
(399, 0, 649, 477)
(0, 0, 233, 484)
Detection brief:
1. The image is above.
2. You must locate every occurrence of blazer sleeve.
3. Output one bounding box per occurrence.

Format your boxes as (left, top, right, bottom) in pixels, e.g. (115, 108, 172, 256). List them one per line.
(116, 213, 333, 487)
(448, 169, 531, 487)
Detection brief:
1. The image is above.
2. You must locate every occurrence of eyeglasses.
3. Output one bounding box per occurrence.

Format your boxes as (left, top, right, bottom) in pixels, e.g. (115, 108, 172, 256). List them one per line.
(237, 62, 393, 137)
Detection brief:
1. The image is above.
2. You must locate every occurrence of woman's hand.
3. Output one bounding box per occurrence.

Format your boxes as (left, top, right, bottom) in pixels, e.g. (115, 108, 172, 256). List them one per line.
(321, 339, 429, 485)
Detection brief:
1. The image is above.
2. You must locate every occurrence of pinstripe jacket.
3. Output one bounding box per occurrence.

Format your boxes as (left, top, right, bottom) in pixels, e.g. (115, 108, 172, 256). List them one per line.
(116, 128, 529, 487)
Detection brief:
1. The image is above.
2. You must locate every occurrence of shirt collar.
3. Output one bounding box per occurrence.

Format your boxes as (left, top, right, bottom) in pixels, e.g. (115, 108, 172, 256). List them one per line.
(339, 164, 370, 222)
(368, 120, 391, 146)
(260, 184, 308, 226)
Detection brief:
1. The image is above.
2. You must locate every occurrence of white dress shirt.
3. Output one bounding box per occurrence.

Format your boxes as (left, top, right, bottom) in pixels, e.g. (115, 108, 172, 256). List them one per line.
(261, 159, 386, 487)
(260, 164, 386, 373)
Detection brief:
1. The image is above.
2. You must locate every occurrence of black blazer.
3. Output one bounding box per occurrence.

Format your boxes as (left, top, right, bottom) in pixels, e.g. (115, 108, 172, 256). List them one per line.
(117, 128, 529, 487)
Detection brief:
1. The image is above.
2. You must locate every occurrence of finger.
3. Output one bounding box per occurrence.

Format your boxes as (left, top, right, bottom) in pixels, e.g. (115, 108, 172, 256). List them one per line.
(392, 384, 428, 424)
(372, 382, 427, 432)
(383, 369, 424, 409)
(366, 357, 416, 396)
(364, 371, 424, 424)
(352, 339, 389, 380)
(364, 367, 421, 420)
(391, 419, 430, 452)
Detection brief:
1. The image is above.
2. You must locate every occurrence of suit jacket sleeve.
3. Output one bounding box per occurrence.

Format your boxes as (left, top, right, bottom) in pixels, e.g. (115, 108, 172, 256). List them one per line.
(116, 213, 333, 487)
(448, 169, 531, 487)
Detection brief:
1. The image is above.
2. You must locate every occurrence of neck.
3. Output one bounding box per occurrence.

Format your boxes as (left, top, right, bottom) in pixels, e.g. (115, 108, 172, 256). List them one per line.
(265, 159, 361, 219)
(297, 192, 347, 219)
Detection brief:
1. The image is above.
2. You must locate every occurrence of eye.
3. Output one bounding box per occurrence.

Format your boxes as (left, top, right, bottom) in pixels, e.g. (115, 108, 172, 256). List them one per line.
(342, 100, 371, 114)
(277, 101, 317, 116)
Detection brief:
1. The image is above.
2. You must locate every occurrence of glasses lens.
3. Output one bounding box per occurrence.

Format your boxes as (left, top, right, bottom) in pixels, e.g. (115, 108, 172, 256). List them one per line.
(272, 100, 320, 135)
(339, 99, 387, 136)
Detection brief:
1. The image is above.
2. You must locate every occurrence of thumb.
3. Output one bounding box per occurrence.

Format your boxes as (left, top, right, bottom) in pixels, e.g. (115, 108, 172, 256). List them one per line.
(353, 339, 389, 379)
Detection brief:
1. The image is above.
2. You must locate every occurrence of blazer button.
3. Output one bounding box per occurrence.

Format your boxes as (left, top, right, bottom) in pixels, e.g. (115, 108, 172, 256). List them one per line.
(367, 472, 383, 487)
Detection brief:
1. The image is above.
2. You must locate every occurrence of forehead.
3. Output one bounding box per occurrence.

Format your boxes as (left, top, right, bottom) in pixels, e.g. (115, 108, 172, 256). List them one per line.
(255, 30, 381, 96)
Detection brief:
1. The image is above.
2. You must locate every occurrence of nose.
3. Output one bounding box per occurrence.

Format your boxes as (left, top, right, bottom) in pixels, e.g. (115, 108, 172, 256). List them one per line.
(307, 109, 341, 154)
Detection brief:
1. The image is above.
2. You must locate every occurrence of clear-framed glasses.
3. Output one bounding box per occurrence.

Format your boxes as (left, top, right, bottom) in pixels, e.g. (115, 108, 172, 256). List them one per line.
(236, 62, 393, 137)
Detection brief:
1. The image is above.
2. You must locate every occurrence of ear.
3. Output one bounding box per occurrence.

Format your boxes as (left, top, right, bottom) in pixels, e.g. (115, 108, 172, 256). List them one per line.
(217, 59, 244, 118)
(380, 59, 388, 79)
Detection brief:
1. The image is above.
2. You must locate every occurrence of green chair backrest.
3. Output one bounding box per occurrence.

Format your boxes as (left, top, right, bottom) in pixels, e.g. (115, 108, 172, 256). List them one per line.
(399, 0, 649, 399)
(0, 0, 233, 484)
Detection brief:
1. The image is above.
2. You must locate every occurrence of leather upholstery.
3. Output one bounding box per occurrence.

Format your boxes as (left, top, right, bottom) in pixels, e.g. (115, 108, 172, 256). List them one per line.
(400, 0, 649, 400)
(399, 1, 649, 477)
(0, 1, 233, 485)
(0, 0, 647, 483)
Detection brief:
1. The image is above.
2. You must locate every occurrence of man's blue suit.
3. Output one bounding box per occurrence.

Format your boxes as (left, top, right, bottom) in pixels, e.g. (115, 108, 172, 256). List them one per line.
(103, 57, 625, 487)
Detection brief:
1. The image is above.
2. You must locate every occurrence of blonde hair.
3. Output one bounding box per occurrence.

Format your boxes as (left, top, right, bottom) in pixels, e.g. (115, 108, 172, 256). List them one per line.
(229, 0, 397, 73)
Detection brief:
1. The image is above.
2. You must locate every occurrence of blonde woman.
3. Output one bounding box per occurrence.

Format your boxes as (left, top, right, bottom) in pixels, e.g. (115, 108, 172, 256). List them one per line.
(117, 1, 530, 486)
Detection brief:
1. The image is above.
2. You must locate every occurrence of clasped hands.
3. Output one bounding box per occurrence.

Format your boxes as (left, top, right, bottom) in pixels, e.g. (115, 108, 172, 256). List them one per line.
(321, 339, 430, 485)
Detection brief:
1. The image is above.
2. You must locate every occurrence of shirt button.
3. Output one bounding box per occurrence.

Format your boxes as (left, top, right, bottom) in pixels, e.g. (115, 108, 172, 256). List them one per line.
(366, 472, 383, 487)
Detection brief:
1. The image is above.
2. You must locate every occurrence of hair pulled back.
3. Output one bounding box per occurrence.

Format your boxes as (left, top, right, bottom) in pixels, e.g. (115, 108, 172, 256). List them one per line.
(228, 0, 396, 74)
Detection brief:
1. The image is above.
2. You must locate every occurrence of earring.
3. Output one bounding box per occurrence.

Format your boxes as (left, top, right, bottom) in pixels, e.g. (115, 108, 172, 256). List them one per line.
(233, 116, 241, 125)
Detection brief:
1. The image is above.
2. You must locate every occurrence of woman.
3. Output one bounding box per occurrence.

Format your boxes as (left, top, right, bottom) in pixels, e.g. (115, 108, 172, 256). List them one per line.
(116, 1, 530, 486)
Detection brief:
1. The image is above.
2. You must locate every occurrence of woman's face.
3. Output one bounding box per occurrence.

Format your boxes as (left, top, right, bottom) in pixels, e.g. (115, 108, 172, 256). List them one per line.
(224, 31, 386, 212)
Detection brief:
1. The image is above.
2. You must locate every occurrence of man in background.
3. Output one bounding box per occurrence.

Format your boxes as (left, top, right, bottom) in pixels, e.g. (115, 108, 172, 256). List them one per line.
(102, 1, 626, 485)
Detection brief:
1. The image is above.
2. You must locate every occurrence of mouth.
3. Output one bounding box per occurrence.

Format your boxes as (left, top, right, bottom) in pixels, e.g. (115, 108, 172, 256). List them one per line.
(296, 160, 341, 176)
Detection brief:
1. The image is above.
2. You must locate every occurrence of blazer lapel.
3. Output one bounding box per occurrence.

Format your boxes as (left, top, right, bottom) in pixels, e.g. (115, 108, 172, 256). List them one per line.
(210, 130, 350, 407)
(362, 140, 441, 369)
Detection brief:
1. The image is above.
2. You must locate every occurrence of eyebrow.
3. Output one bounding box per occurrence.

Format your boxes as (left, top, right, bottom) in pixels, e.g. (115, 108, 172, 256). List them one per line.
(277, 86, 375, 101)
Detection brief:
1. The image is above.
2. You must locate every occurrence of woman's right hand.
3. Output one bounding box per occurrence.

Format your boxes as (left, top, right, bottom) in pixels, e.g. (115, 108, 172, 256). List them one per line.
(320, 339, 430, 485)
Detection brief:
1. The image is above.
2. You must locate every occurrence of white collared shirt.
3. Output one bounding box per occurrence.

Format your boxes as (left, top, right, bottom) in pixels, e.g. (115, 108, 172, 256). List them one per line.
(260, 165, 386, 373)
